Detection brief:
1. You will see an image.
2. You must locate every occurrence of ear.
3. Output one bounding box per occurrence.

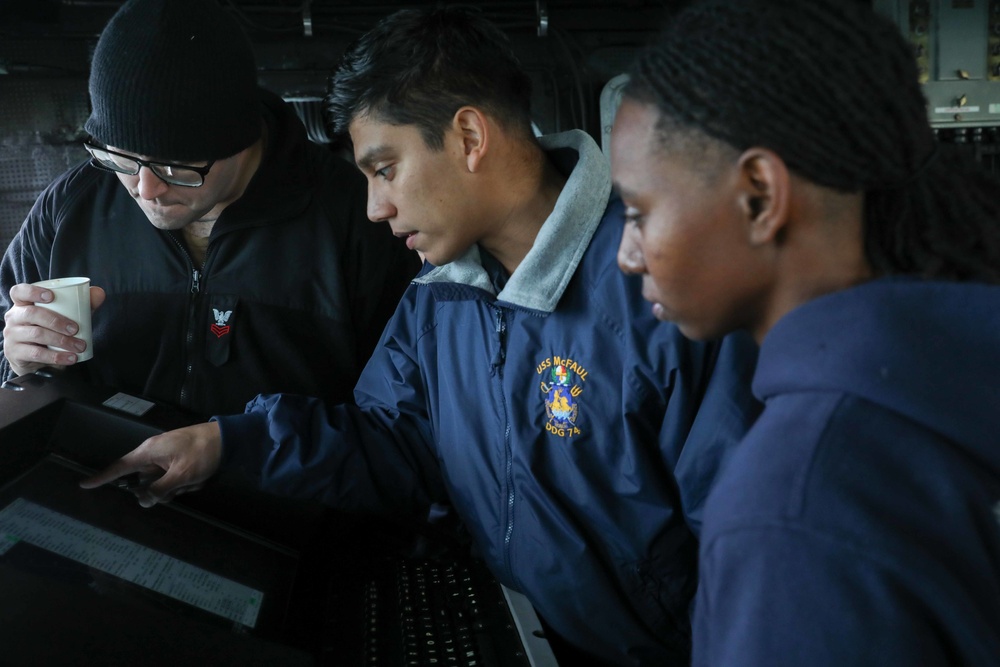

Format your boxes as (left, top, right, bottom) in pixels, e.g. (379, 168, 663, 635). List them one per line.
(736, 148, 790, 246)
(453, 107, 489, 172)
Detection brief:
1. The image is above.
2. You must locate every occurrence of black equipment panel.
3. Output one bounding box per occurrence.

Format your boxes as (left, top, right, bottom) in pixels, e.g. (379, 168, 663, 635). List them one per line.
(0, 371, 543, 666)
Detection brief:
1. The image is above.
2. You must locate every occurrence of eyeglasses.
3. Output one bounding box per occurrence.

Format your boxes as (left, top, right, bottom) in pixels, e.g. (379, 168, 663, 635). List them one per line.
(83, 140, 215, 187)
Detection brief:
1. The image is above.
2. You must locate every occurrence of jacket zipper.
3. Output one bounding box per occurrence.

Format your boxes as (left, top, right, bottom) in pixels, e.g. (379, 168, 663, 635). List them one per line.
(493, 308, 516, 583)
(181, 267, 201, 406)
(167, 233, 207, 409)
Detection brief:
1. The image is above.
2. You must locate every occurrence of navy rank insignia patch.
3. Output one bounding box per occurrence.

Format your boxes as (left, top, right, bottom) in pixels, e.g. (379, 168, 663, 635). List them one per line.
(536, 356, 587, 437)
(211, 308, 232, 338)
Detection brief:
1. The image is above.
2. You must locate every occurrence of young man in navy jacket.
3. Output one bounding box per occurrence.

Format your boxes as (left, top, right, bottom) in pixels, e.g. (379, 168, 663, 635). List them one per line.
(83, 8, 760, 664)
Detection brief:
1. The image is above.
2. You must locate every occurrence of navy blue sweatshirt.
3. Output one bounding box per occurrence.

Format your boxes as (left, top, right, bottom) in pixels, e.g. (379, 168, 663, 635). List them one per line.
(694, 278, 1000, 666)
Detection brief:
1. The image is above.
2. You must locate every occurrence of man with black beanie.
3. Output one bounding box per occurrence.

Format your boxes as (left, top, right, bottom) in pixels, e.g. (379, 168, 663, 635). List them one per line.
(0, 0, 420, 418)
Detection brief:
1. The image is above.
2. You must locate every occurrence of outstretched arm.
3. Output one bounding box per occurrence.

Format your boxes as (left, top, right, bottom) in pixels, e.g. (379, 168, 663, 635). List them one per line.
(79, 422, 223, 508)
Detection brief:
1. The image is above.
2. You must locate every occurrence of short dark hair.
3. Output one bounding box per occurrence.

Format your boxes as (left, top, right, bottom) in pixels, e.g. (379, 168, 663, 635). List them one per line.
(627, 0, 1000, 283)
(326, 6, 534, 150)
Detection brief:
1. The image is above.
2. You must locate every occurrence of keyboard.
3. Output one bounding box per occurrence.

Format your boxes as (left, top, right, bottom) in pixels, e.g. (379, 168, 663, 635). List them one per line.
(320, 557, 538, 667)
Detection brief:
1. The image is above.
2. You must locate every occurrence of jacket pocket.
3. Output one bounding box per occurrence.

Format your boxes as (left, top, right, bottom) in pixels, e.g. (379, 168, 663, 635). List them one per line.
(205, 295, 239, 367)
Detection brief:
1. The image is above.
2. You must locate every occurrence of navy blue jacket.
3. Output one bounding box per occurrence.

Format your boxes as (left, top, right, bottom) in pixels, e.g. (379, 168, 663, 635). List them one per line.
(0, 90, 419, 417)
(219, 131, 761, 665)
(694, 279, 1000, 666)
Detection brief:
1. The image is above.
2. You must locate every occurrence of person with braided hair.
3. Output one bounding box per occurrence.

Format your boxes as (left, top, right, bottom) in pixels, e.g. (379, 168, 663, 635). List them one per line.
(613, 0, 1000, 664)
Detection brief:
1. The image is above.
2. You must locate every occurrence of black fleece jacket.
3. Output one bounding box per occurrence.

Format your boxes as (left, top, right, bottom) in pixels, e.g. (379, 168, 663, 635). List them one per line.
(0, 90, 420, 418)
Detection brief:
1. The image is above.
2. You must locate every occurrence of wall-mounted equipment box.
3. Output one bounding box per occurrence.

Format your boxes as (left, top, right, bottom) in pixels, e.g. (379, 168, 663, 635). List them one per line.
(875, 0, 1000, 128)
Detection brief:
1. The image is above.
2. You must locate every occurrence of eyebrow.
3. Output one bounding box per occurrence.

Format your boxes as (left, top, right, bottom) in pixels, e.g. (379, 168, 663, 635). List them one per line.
(106, 145, 205, 167)
(355, 145, 394, 173)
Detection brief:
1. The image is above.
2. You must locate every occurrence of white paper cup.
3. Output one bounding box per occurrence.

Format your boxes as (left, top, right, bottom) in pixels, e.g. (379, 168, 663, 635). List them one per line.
(32, 277, 93, 362)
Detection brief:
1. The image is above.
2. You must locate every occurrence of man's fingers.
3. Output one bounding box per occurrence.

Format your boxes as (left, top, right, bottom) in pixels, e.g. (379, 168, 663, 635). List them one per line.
(8, 283, 53, 307)
(3, 295, 93, 376)
(5, 303, 83, 350)
(6, 283, 82, 336)
(145, 467, 205, 502)
(78, 423, 221, 508)
(25, 304, 81, 337)
(79, 455, 152, 489)
(90, 286, 107, 313)
(79, 467, 131, 489)
(134, 480, 203, 508)
(8, 320, 86, 354)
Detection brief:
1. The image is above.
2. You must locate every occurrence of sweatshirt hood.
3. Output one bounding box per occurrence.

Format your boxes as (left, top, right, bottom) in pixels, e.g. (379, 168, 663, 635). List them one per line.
(755, 278, 1000, 470)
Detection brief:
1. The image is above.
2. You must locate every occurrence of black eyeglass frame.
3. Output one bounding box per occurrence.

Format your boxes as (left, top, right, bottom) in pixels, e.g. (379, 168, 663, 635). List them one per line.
(83, 140, 215, 187)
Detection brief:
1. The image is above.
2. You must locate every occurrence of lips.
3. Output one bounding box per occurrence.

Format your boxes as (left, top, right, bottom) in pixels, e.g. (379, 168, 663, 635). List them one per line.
(640, 286, 670, 320)
(394, 230, 418, 250)
(135, 195, 177, 208)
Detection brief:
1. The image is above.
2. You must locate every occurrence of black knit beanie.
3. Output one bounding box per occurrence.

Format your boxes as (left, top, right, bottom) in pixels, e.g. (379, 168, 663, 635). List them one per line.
(84, 0, 262, 162)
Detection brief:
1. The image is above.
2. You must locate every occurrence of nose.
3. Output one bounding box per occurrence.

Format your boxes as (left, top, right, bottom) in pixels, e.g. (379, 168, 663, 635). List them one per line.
(366, 181, 396, 223)
(617, 223, 646, 275)
(135, 166, 170, 200)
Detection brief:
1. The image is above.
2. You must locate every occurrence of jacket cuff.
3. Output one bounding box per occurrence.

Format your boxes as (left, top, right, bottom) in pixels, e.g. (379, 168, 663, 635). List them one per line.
(211, 411, 270, 479)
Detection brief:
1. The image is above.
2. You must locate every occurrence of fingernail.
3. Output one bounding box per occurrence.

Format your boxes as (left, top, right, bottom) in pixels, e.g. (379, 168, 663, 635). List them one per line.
(66, 324, 78, 334)
(74, 341, 86, 352)
(66, 354, 77, 363)
(40, 291, 53, 302)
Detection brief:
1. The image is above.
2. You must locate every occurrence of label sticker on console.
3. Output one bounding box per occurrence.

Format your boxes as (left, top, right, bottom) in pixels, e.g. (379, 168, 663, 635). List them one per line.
(102, 392, 155, 417)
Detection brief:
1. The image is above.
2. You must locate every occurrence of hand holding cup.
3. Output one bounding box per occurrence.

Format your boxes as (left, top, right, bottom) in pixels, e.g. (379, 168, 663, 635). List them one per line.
(2, 278, 105, 376)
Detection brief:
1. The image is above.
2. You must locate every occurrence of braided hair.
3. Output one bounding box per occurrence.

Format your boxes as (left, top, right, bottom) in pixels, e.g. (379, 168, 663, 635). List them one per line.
(626, 0, 1000, 282)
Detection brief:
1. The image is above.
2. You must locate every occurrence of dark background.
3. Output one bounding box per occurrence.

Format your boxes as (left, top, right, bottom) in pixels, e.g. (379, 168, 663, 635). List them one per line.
(0, 0, 893, 255)
(0, 0, 698, 252)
